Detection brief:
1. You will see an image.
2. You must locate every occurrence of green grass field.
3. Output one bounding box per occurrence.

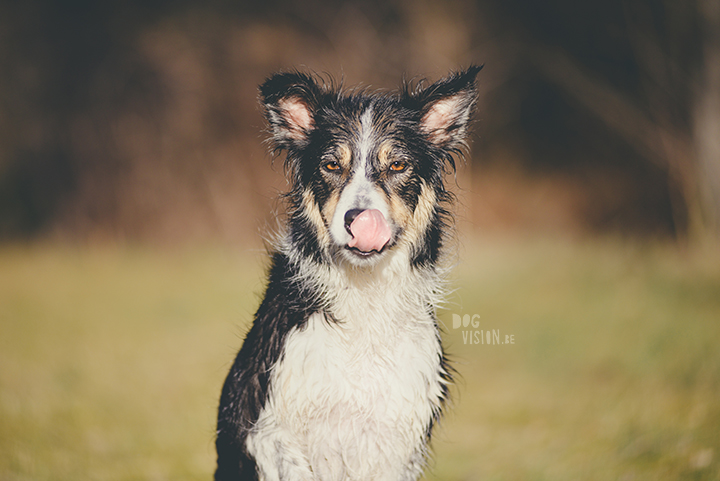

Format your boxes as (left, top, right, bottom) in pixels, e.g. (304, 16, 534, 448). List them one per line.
(1, 239, 719, 480)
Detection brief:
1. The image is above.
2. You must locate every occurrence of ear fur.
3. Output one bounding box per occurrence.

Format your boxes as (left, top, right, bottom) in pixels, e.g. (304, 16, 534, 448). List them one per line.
(405, 65, 483, 151)
(259, 72, 324, 150)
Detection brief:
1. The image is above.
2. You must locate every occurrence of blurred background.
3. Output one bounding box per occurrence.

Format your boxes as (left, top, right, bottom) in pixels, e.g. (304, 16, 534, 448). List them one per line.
(1, 0, 720, 480)
(2, 0, 719, 245)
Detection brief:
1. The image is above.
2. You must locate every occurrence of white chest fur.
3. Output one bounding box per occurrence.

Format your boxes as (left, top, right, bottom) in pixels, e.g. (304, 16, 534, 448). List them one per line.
(246, 266, 446, 481)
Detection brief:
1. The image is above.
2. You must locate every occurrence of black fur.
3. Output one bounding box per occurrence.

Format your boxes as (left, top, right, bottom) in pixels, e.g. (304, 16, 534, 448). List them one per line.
(215, 253, 322, 480)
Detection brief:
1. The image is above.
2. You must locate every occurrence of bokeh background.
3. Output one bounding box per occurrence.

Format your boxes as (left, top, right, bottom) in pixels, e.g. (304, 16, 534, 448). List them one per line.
(1, 0, 719, 480)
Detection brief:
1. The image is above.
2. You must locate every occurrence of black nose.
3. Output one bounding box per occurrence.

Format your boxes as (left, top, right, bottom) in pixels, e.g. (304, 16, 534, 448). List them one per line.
(344, 209, 365, 235)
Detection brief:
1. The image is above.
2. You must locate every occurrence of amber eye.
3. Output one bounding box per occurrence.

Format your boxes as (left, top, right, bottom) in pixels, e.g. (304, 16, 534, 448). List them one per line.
(324, 161, 341, 172)
(389, 160, 407, 173)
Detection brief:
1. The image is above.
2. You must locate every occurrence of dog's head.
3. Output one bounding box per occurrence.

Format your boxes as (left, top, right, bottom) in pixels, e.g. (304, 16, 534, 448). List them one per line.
(260, 66, 481, 268)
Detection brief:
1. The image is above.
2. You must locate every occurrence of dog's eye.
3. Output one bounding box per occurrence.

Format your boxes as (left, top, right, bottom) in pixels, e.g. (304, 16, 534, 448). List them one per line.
(323, 161, 341, 172)
(389, 161, 407, 173)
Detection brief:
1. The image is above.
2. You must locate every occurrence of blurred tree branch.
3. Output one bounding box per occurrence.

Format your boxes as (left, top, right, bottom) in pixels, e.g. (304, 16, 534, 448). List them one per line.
(694, 0, 720, 245)
(531, 46, 701, 242)
(529, 0, 720, 246)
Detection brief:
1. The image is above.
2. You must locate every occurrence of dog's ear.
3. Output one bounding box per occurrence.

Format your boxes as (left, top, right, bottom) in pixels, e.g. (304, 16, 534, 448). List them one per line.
(407, 65, 482, 151)
(259, 72, 323, 150)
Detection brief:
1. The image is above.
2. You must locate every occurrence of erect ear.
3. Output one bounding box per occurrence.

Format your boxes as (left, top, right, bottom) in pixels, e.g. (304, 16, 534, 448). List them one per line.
(409, 65, 482, 151)
(259, 71, 323, 150)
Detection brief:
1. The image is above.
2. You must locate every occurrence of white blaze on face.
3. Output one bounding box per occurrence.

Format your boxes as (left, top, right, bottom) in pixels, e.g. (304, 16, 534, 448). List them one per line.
(329, 106, 392, 249)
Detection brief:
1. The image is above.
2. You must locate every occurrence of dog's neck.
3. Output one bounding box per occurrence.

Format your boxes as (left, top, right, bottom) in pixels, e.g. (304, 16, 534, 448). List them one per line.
(279, 235, 447, 332)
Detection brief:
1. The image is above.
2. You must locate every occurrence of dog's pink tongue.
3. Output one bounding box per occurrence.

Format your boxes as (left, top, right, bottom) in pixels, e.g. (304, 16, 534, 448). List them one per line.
(348, 209, 391, 252)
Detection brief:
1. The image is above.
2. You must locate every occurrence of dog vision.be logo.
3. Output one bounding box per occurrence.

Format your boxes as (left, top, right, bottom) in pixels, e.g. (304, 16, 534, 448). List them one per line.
(452, 314, 515, 345)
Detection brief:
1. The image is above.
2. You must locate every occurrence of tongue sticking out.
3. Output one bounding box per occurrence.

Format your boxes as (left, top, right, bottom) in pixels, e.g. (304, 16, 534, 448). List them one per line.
(347, 209, 391, 253)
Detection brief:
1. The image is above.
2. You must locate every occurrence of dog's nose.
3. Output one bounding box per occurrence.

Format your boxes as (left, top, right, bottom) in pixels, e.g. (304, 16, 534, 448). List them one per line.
(344, 209, 365, 235)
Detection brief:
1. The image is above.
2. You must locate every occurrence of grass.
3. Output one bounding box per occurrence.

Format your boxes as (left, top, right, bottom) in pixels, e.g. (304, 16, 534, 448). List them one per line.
(0, 245, 265, 481)
(1, 238, 719, 480)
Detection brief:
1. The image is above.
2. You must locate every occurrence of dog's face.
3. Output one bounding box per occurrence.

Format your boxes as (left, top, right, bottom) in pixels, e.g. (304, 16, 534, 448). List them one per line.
(260, 67, 481, 267)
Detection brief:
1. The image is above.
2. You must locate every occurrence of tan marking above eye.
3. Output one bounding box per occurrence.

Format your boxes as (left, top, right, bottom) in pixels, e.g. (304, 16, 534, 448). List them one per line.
(377, 141, 409, 174)
(378, 142, 393, 165)
(322, 144, 351, 173)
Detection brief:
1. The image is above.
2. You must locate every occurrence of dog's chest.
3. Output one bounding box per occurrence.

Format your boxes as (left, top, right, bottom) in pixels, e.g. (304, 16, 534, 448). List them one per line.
(264, 306, 443, 479)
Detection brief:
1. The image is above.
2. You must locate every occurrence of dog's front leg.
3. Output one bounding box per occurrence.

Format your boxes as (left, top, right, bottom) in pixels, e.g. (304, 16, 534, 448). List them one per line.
(247, 423, 314, 481)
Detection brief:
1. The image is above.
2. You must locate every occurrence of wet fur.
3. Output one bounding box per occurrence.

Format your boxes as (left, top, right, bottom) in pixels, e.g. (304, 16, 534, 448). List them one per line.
(215, 66, 481, 481)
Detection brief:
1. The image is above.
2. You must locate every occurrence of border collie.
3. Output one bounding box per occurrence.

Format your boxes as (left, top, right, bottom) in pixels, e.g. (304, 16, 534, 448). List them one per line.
(215, 65, 482, 481)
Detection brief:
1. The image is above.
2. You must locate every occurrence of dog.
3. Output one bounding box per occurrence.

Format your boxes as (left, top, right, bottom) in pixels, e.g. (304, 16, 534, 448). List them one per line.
(215, 65, 482, 481)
